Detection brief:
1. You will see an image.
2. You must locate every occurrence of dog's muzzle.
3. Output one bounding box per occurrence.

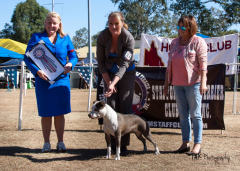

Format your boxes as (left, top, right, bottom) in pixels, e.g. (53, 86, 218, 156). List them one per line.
(88, 112, 93, 119)
(88, 111, 100, 119)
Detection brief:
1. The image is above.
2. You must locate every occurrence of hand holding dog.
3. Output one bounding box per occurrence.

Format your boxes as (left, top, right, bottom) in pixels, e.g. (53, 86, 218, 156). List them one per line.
(105, 76, 120, 97)
(105, 83, 117, 97)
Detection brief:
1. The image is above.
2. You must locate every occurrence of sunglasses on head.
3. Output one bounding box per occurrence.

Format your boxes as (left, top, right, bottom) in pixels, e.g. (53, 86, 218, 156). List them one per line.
(177, 26, 186, 31)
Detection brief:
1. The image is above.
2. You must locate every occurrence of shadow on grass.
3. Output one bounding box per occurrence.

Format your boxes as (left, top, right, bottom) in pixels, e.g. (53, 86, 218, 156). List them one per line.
(15, 130, 183, 135)
(65, 130, 104, 133)
(65, 130, 182, 135)
(18, 129, 104, 133)
(21, 129, 35, 131)
(0, 146, 170, 162)
(0, 145, 177, 162)
(151, 131, 181, 135)
(0, 146, 107, 162)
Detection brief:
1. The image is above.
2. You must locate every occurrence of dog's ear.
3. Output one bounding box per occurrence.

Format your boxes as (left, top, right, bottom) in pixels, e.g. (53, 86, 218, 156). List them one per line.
(100, 101, 105, 106)
(99, 101, 106, 109)
(95, 101, 105, 110)
(93, 100, 97, 104)
(95, 101, 104, 109)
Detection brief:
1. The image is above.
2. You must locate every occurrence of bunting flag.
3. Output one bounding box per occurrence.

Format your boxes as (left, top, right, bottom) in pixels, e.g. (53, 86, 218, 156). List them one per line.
(3, 66, 17, 87)
(75, 66, 92, 85)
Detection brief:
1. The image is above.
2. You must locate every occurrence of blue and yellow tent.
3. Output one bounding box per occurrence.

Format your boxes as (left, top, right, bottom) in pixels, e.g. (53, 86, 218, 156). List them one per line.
(0, 39, 27, 55)
(0, 47, 24, 59)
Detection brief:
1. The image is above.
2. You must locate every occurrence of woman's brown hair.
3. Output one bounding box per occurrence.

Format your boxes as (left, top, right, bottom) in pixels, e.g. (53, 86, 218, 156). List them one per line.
(178, 15, 197, 37)
(108, 11, 128, 30)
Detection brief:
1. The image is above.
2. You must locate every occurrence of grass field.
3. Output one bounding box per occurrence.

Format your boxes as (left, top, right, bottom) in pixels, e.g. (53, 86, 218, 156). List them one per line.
(0, 89, 240, 170)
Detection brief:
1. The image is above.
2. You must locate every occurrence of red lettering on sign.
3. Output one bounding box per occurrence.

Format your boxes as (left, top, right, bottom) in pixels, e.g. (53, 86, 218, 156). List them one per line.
(217, 42, 224, 50)
(225, 40, 231, 49)
(209, 43, 217, 52)
(226, 65, 229, 71)
(161, 43, 168, 52)
(144, 41, 165, 66)
(207, 40, 232, 52)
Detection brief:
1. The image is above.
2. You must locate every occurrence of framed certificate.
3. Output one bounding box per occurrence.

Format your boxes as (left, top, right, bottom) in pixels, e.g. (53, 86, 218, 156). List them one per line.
(26, 40, 64, 84)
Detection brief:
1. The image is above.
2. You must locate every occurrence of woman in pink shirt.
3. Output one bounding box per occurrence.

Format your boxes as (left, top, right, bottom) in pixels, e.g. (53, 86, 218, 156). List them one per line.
(163, 15, 207, 155)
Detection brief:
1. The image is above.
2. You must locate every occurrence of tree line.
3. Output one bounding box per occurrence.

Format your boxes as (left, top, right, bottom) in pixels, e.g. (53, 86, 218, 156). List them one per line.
(1, 0, 239, 50)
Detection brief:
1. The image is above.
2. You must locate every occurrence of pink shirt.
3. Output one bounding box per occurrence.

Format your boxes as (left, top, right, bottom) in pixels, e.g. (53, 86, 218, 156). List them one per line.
(166, 35, 208, 85)
(172, 45, 191, 86)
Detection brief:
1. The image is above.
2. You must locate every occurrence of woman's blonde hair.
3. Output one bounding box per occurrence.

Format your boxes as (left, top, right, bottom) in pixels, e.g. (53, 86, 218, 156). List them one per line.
(178, 15, 197, 37)
(40, 12, 66, 38)
(108, 11, 128, 30)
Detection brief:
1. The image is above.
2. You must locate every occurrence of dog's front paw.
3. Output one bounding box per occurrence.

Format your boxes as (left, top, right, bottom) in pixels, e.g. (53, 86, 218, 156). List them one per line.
(115, 156, 120, 160)
(106, 154, 111, 159)
(155, 147, 160, 155)
(143, 146, 147, 152)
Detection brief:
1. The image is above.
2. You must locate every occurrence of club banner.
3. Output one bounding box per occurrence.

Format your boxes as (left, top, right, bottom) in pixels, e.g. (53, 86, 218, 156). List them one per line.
(97, 64, 225, 130)
(138, 33, 239, 75)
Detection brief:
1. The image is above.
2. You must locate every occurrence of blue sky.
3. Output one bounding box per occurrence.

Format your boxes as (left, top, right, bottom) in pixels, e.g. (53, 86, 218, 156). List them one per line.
(0, 0, 239, 40)
(0, 0, 118, 39)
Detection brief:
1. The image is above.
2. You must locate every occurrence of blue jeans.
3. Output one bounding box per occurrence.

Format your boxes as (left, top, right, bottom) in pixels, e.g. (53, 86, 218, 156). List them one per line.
(174, 82, 203, 144)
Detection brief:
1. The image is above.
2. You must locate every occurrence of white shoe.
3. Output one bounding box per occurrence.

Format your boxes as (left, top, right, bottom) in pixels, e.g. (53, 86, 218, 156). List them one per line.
(42, 142, 51, 153)
(57, 142, 67, 152)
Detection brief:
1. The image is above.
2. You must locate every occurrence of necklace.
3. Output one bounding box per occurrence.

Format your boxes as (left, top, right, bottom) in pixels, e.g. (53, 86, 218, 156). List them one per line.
(177, 46, 184, 53)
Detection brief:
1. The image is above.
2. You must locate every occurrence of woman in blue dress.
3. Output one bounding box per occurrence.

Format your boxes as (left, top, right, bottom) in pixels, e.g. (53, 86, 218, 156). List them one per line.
(24, 12, 78, 152)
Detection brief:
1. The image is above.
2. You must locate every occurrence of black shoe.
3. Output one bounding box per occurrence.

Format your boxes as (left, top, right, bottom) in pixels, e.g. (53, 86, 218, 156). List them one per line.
(187, 149, 201, 156)
(120, 146, 128, 156)
(173, 146, 190, 154)
(111, 146, 116, 155)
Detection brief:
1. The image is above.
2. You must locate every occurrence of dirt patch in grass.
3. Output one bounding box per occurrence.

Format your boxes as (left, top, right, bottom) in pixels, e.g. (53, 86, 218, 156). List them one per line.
(0, 89, 240, 170)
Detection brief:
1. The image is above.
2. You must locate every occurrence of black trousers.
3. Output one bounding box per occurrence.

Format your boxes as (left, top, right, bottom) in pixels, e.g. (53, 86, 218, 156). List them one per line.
(104, 69, 136, 146)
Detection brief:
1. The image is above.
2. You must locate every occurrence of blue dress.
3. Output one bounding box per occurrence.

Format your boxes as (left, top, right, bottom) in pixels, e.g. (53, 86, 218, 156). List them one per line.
(24, 31, 78, 117)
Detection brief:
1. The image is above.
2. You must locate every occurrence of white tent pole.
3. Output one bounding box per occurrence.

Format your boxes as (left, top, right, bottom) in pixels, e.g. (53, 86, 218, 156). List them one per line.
(232, 61, 239, 114)
(18, 61, 24, 131)
(52, 0, 54, 12)
(232, 67, 237, 114)
(235, 65, 239, 114)
(87, 0, 92, 111)
(88, 64, 93, 111)
(24, 67, 26, 96)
